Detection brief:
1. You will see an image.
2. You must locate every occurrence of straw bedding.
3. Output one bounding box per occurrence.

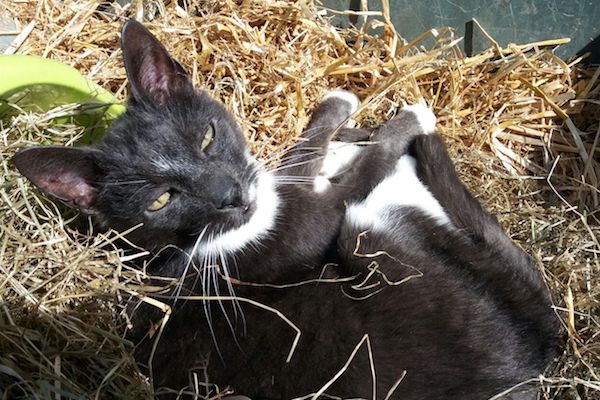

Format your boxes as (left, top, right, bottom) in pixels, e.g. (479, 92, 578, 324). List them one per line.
(1, 0, 599, 398)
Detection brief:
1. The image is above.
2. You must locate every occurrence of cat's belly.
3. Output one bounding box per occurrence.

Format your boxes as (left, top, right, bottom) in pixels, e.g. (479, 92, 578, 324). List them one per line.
(141, 274, 542, 400)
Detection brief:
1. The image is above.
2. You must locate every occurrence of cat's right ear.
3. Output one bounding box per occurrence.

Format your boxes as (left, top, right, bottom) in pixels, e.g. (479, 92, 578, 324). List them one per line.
(121, 19, 192, 105)
(11, 147, 102, 214)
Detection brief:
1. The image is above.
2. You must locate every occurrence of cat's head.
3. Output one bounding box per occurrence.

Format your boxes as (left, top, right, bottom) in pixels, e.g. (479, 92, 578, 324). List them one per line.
(12, 20, 278, 254)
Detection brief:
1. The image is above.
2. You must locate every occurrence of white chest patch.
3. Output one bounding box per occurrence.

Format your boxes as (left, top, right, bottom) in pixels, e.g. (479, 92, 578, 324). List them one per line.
(345, 155, 452, 231)
(195, 169, 279, 256)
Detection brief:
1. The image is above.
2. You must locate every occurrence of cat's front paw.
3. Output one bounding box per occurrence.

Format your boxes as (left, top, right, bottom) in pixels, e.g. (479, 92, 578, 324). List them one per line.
(319, 89, 360, 128)
(400, 102, 437, 134)
(374, 101, 437, 144)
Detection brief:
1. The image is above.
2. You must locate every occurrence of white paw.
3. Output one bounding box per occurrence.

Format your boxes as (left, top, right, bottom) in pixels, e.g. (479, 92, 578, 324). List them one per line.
(401, 102, 437, 134)
(319, 141, 362, 179)
(322, 89, 360, 113)
(322, 89, 360, 128)
(313, 175, 331, 193)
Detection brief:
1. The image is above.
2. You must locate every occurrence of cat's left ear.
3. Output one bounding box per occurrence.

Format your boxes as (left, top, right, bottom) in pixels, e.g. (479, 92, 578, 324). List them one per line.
(12, 147, 103, 214)
(121, 19, 193, 105)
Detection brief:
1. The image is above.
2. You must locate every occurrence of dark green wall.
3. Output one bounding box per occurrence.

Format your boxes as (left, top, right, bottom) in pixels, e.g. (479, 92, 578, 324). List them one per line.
(323, 0, 600, 61)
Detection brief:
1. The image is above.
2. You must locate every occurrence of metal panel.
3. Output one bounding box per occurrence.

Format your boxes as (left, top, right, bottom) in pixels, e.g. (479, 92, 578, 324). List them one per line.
(322, 0, 600, 60)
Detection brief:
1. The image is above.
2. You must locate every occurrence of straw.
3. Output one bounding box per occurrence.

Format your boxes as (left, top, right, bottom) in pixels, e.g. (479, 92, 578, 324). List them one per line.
(1, 0, 598, 398)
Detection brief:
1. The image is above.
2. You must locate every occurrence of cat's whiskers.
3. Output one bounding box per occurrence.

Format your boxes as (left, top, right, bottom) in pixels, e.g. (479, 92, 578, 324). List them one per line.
(216, 247, 244, 348)
(272, 175, 324, 188)
(275, 148, 324, 164)
(227, 252, 247, 335)
(252, 122, 293, 164)
(98, 179, 150, 186)
(260, 125, 334, 163)
(202, 232, 225, 362)
(273, 175, 319, 181)
(269, 160, 326, 175)
(256, 137, 298, 166)
(273, 175, 357, 191)
(173, 225, 209, 304)
(261, 135, 323, 165)
(241, 163, 259, 192)
(267, 152, 326, 174)
(193, 224, 250, 336)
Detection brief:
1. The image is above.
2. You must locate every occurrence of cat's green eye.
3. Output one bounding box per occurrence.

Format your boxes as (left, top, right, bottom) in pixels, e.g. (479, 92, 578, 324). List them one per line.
(148, 191, 171, 211)
(201, 124, 214, 151)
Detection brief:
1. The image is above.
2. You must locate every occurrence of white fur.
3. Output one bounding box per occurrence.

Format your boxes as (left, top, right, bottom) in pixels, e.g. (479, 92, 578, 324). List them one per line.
(345, 155, 451, 231)
(310, 90, 362, 193)
(313, 175, 332, 194)
(247, 178, 258, 203)
(152, 154, 177, 171)
(319, 141, 362, 179)
(322, 89, 360, 128)
(322, 89, 360, 113)
(402, 103, 437, 134)
(196, 170, 279, 255)
(313, 141, 363, 193)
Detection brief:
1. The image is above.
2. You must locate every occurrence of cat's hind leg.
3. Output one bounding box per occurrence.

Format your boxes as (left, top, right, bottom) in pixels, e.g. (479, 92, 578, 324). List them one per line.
(334, 102, 439, 203)
(408, 133, 558, 355)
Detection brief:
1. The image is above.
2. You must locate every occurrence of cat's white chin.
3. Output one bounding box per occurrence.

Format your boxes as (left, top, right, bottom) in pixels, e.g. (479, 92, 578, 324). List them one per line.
(195, 170, 279, 256)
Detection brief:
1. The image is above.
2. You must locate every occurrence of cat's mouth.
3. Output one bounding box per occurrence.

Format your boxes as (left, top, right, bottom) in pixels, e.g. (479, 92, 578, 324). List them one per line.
(218, 199, 256, 227)
(195, 171, 279, 256)
(243, 201, 256, 217)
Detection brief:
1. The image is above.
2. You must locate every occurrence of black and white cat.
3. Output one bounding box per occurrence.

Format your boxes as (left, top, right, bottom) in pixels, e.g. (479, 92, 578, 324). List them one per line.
(13, 20, 558, 400)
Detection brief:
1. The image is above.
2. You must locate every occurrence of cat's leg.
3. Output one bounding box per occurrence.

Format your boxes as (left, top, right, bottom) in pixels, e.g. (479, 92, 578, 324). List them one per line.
(337, 104, 556, 395)
(408, 133, 558, 341)
(409, 133, 549, 283)
(306, 90, 360, 130)
(339, 104, 556, 345)
(333, 102, 438, 203)
(277, 90, 369, 186)
(410, 133, 501, 241)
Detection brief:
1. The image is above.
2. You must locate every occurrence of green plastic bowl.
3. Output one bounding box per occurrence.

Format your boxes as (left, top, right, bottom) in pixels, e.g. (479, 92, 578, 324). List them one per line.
(0, 54, 126, 143)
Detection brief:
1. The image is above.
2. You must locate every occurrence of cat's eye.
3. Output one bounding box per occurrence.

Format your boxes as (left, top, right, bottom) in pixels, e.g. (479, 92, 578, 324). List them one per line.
(201, 124, 214, 151)
(148, 191, 171, 211)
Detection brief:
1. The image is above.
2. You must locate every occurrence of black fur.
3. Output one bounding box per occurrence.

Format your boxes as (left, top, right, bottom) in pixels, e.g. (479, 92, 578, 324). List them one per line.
(11, 20, 558, 400)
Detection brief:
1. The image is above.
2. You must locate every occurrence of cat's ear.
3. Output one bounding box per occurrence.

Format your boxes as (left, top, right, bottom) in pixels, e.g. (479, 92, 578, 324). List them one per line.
(12, 147, 103, 214)
(121, 19, 192, 104)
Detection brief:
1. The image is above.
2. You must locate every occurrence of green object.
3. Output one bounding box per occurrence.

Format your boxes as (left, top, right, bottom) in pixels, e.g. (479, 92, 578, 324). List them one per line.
(0, 55, 126, 143)
(325, 0, 599, 60)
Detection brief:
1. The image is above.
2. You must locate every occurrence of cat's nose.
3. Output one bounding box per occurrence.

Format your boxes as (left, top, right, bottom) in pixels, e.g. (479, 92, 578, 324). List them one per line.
(217, 185, 247, 211)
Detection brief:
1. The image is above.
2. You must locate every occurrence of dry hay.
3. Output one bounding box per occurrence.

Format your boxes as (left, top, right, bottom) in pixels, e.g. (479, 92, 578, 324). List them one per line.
(0, 0, 599, 399)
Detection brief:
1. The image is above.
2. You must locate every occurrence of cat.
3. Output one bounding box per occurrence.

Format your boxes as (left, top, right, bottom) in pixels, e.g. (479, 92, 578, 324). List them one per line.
(12, 19, 558, 400)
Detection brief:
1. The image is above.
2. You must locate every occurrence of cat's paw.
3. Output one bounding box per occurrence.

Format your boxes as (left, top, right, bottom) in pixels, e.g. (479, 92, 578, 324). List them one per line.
(370, 101, 437, 157)
(321, 89, 360, 128)
(375, 101, 436, 141)
(322, 89, 360, 113)
(400, 102, 437, 134)
(314, 140, 363, 193)
(320, 141, 363, 179)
